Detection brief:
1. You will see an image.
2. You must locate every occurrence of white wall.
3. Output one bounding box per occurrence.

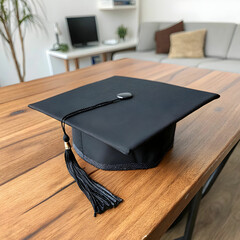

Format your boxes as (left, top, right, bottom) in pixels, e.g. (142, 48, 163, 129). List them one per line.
(141, 0, 240, 23)
(0, 0, 139, 86)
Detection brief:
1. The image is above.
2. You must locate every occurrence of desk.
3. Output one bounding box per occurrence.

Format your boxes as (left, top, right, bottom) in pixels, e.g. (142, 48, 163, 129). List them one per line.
(1, 59, 240, 239)
(47, 39, 137, 72)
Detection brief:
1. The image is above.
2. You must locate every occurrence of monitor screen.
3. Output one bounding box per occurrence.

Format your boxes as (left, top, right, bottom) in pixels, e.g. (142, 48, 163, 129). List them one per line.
(66, 16, 98, 47)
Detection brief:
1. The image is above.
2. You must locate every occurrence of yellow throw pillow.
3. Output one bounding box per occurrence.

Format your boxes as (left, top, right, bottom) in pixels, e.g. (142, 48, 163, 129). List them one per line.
(169, 29, 206, 58)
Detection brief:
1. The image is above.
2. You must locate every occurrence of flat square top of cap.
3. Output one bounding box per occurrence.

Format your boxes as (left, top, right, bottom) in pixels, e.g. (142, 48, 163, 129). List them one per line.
(29, 76, 219, 154)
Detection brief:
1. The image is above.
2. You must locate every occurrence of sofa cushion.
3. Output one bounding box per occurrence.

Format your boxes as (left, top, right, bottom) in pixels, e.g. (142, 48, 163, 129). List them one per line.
(198, 60, 240, 73)
(137, 22, 160, 51)
(113, 50, 167, 62)
(184, 22, 236, 58)
(155, 21, 184, 54)
(169, 29, 207, 58)
(161, 57, 220, 67)
(227, 25, 240, 59)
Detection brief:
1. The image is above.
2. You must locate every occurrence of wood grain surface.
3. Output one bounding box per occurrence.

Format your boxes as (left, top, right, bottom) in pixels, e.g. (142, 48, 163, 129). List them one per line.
(0, 59, 240, 240)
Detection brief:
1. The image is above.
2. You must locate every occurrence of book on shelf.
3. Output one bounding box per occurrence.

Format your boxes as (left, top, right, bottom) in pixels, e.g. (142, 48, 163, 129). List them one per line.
(113, 0, 135, 6)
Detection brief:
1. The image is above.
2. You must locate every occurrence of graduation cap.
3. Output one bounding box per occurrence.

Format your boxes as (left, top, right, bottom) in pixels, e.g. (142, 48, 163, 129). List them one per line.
(29, 76, 220, 216)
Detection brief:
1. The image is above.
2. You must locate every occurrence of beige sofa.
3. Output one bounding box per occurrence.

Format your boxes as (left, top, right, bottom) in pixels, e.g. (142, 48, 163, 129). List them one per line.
(113, 22, 240, 74)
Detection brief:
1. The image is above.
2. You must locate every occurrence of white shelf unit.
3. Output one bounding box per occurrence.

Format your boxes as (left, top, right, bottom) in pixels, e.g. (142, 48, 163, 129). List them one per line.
(98, 0, 136, 10)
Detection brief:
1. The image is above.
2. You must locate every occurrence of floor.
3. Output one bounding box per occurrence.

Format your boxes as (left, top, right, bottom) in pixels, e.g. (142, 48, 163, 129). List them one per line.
(161, 142, 240, 240)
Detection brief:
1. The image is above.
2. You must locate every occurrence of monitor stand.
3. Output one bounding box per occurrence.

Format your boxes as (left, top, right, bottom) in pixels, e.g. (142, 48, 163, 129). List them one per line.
(73, 42, 99, 48)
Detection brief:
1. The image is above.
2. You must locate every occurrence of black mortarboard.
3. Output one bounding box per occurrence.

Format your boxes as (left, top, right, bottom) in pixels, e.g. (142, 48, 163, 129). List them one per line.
(29, 76, 220, 216)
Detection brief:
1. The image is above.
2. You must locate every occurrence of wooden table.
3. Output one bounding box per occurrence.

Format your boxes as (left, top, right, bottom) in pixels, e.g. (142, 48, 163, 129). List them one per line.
(0, 59, 240, 240)
(47, 39, 137, 73)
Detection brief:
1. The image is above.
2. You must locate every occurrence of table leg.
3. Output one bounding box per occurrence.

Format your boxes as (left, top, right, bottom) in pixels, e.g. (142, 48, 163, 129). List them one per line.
(102, 53, 107, 62)
(175, 188, 203, 240)
(74, 58, 79, 70)
(202, 142, 238, 198)
(46, 53, 54, 75)
(64, 59, 69, 72)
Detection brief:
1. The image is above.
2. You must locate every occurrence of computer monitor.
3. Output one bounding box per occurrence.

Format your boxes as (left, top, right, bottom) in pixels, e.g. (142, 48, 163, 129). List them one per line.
(66, 16, 99, 48)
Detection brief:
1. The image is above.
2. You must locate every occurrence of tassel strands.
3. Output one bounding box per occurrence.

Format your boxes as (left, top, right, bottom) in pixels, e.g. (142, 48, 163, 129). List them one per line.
(63, 137, 122, 217)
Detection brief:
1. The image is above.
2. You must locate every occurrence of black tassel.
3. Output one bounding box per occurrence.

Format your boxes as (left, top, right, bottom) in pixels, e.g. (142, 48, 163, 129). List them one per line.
(64, 139, 123, 217)
(60, 95, 133, 216)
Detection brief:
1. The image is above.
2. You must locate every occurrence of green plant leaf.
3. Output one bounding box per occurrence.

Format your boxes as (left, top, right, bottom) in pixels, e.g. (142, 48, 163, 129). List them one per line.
(19, 13, 33, 25)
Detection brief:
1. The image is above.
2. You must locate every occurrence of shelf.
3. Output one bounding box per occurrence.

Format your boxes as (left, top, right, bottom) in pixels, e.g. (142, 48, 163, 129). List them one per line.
(98, 0, 137, 10)
(99, 5, 136, 10)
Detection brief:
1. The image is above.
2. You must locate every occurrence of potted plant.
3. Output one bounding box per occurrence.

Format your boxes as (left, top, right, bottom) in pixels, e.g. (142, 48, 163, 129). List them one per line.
(0, 0, 44, 83)
(117, 25, 127, 41)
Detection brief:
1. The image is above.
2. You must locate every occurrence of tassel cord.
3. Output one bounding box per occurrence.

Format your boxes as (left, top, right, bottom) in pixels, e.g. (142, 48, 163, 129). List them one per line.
(61, 98, 120, 136)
